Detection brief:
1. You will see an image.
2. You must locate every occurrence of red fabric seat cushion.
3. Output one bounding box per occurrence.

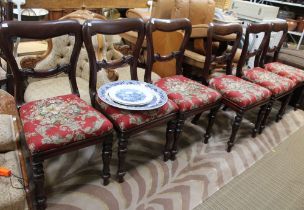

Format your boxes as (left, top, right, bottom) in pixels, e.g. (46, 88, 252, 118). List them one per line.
(264, 62, 304, 84)
(243, 67, 296, 96)
(20, 94, 113, 154)
(96, 97, 178, 131)
(209, 75, 272, 107)
(154, 75, 221, 112)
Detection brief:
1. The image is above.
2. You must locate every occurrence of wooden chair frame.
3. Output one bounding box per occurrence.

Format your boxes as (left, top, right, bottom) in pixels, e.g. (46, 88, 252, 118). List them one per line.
(239, 22, 295, 134)
(261, 22, 304, 112)
(204, 23, 273, 152)
(146, 18, 222, 158)
(83, 18, 178, 183)
(0, 20, 114, 210)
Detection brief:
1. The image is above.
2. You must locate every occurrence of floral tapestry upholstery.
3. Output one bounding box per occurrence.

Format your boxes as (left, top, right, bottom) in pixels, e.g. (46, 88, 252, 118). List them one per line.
(154, 75, 221, 112)
(209, 75, 272, 107)
(20, 94, 113, 154)
(243, 67, 296, 96)
(96, 97, 178, 131)
(264, 62, 304, 84)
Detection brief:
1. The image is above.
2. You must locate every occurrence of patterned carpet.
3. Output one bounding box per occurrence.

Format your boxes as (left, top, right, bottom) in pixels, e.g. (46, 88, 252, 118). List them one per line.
(43, 107, 304, 210)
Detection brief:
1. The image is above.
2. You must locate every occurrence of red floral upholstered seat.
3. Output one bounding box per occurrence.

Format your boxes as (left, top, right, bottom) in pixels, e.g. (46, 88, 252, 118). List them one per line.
(154, 75, 222, 112)
(20, 94, 113, 153)
(96, 97, 178, 131)
(243, 67, 296, 96)
(210, 75, 272, 107)
(264, 62, 304, 84)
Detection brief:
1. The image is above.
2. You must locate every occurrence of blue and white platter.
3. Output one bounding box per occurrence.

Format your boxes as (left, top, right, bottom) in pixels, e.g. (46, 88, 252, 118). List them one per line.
(98, 80, 168, 111)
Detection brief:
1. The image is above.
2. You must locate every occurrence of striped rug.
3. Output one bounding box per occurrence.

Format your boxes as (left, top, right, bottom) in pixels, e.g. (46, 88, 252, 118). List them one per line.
(44, 107, 304, 210)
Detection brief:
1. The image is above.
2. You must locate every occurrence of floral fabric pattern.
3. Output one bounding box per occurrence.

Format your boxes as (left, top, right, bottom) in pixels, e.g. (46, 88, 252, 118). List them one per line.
(210, 75, 272, 107)
(154, 75, 221, 112)
(96, 97, 178, 131)
(264, 62, 304, 84)
(243, 67, 296, 96)
(20, 94, 113, 154)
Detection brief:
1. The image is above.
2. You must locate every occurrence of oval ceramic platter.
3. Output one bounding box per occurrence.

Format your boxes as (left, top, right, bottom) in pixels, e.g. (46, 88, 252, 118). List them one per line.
(98, 80, 168, 111)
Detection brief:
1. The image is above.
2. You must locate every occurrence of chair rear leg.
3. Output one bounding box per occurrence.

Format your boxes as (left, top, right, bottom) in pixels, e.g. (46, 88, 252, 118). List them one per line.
(259, 99, 274, 134)
(191, 113, 202, 125)
(164, 120, 176, 161)
(276, 94, 292, 122)
(227, 112, 243, 152)
(295, 85, 304, 110)
(171, 118, 185, 160)
(32, 160, 46, 210)
(117, 135, 128, 183)
(252, 104, 267, 138)
(102, 134, 113, 186)
(204, 105, 220, 144)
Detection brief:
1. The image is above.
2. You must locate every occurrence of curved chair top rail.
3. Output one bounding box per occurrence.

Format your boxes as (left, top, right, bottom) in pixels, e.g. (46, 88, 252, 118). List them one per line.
(236, 22, 271, 76)
(146, 18, 192, 82)
(0, 20, 82, 107)
(203, 23, 242, 84)
(263, 22, 288, 64)
(82, 18, 145, 107)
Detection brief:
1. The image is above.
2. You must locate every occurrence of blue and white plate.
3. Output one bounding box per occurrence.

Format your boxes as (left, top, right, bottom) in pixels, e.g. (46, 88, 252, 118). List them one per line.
(108, 84, 154, 106)
(98, 80, 168, 111)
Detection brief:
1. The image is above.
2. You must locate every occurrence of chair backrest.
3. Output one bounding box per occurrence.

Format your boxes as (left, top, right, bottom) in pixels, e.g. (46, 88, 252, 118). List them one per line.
(83, 18, 145, 107)
(203, 23, 242, 84)
(260, 22, 288, 66)
(0, 20, 82, 107)
(146, 18, 192, 82)
(236, 22, 271, 76)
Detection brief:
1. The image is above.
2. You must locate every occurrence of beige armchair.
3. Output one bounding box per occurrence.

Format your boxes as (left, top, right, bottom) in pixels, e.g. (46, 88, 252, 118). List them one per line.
(20, 9, 160, 104)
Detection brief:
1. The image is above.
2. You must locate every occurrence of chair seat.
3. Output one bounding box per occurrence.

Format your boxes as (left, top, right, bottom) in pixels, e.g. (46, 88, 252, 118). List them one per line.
(264, 62, 304, 84)
(154, 75, 221, 112)
(20, 94, 113, 154)
(210, 75, 272, 107)
(96, 97, 178, 131)
(243, 67, 296, 96)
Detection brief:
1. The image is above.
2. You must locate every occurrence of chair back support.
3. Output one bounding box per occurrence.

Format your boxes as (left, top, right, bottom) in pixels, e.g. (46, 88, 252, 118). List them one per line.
(261, 22, 288, 66)
(146, 18, 192, 82)
(0, 20, 82, 107)
(204, 23, 242, 83)
(82, 18, 145, 106)
(236, 23, 271, 76)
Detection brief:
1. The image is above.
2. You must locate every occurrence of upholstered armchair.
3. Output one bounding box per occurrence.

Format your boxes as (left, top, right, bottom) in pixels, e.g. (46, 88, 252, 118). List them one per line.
(19, 9, 160, 104)
(121, 0, 216, 77)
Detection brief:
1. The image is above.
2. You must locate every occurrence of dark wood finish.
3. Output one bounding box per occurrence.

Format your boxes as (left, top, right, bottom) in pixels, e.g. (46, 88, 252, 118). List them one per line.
(204, 23, 273, 151)
(146, 18, 222, 159)
(83, 18, 178, 182)
(0, 20, 114, 210)
(261, 22, 304, 112)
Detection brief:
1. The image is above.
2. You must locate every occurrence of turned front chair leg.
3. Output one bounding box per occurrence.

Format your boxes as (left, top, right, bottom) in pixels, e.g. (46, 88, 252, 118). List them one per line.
(171, 118, 185, 161)
(117, 135, 128, 183)
(102, 134, 113, 185)
(164, 120, 176, 161)
(227, 112, 243, 152)
(259, 99, 274, 134)
(32, 160, 46, 210)
(276, 94, 292, 122)
(252, 104, 267, 138)
(204, 105, 220, 144)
